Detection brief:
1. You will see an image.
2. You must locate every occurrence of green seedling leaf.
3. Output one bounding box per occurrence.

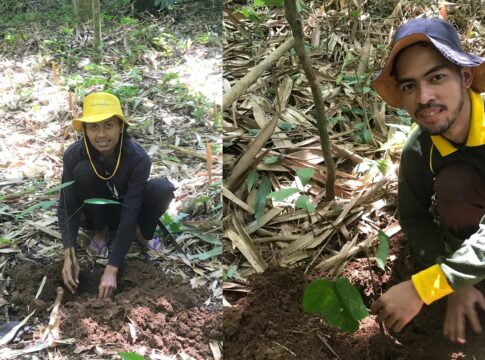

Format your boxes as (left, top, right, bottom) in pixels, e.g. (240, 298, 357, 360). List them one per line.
(296, 168, 315, 186)
(264, 156, 282, 165)
(44, 181, 75, 195)
(119, 352, 145, 360)
(303, 278, 368, 334)
(295, 195, 316, 212)
(277, 121, 294, 131)
(84, 198, 121, 205)
(0, 238, 11, 245)
(376, 159, 389, 175)
(267, 188, 299, 202)
(246, 171, 260, 193)
(187, 246, 223, 260)
(16, 200, 56, 219)
(362, 129, 373, 144)
(334, 278, 369, 321)
(254, 0, 284, 6)
(254, 175, 272, 221)
(224, 265, 238, 280)
(162, 213, 182, 233)
(376, 230, 390, 270)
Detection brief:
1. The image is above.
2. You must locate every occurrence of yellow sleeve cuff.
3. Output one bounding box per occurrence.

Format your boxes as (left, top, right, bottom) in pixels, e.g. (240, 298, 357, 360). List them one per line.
(411, 264, 453, 305)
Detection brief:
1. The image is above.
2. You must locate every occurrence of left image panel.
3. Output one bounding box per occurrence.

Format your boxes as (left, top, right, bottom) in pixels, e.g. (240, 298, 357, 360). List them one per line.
(0, 0, 222, 358)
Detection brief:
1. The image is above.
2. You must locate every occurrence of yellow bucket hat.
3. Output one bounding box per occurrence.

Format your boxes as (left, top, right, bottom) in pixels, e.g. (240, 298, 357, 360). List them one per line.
(72, 92, 130, 132)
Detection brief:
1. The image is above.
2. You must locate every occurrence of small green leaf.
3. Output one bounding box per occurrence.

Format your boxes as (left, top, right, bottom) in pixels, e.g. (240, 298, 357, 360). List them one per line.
(264, 156, 281, 165)
(376, 230, 390, 270)
(376, 159, 389, 175)
(295, 195, 316, 212)
(84, 198, 121, 205)
(16, 200, 56, 219)
(119, 352, 145, 360)
(362, 129, 373, 144)
(254, 0, 284, 6)
(0, 238, 12, 245)
(296, 168, 315, 186)
(246, 171, 260, 193)
(225, 265, 238, 280)
(267, 188, 299, 202)
(44, 181, 75, 195)
(187, 246, 223, 260)
(254, 175, 272, 221)
(277, 122, 294, 131)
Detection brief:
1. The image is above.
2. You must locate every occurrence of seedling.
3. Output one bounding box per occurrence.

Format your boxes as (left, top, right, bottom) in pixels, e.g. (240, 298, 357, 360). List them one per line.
(303, 231, 390, 334)
(266, 167, 316, 212)
(119, 352, 145, 360)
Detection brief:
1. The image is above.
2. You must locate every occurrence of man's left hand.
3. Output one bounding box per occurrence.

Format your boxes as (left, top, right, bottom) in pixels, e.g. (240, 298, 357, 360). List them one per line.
(443, 286, 485, 344)
(98, 265, 118, 299)
(371, 280, 424, 332)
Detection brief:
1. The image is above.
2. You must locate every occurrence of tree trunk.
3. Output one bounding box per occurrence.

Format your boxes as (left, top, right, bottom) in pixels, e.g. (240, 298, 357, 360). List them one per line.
(92, 0, 102, 55)
(284, 0, 336, 201)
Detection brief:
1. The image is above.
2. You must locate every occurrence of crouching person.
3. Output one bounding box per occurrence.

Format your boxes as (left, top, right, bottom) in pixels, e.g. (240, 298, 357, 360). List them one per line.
(58, 92, 175, 299)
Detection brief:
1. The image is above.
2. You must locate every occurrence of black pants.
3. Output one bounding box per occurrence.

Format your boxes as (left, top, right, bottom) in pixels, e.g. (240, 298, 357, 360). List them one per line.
(72, 160, 175, 240)
(434, 162, 485, 242)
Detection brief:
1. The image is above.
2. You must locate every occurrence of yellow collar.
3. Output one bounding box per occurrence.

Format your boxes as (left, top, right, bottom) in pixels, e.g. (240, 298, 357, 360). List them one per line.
(430, 89, 485, 156)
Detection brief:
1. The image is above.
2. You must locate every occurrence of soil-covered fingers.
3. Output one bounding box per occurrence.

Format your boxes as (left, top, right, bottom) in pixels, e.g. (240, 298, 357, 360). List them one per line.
(98, 271, 117, 299)
(62, 267, 78, 294)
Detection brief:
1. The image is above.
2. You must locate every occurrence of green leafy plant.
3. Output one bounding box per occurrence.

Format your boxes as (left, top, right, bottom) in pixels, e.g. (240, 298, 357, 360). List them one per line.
(223, 264, 239, 281)
(267, 167, 316, 212)
(119, 352, 145, 360)
(376, 230, 390, 270)
(303, 231, 391, 334)
(248, 168, 317, 223)
(304, 277, 368, 333)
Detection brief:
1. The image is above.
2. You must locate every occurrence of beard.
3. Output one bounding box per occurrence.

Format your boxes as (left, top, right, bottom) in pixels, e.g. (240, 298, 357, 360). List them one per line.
(416, 89, 465, 136)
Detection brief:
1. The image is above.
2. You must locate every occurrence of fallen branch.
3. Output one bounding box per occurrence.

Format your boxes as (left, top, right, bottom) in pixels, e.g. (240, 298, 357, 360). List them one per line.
(165, 143, 207, 160)
(223, 37, 295, 109)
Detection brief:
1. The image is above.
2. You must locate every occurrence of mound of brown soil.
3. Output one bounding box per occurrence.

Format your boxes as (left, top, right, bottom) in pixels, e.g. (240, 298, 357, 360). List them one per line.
(223, 233, 485, 360)
(6, 259, 222, 359)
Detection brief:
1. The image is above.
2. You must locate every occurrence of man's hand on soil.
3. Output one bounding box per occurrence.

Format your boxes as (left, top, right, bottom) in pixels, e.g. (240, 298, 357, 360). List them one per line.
(443, 286, 485, 344)
(371, 280, 424, 332)
(62, 248, 79, 294)
(98, 265, 118, 299)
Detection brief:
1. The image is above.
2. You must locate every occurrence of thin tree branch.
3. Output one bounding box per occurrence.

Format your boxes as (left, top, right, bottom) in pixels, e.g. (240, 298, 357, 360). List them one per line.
(283, 0, 336, 200)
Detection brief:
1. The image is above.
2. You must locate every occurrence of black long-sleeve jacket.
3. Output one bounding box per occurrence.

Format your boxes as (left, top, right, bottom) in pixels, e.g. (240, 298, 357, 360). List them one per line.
(58, 137, 151, 268)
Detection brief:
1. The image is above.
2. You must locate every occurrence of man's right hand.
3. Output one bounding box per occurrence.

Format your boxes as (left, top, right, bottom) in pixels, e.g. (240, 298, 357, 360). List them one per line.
(444, 286, 485, 343)
(62, 247, 80, 294)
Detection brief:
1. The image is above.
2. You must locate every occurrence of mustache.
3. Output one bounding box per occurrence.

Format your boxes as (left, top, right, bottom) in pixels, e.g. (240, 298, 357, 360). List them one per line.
(415, 102, 446, 117)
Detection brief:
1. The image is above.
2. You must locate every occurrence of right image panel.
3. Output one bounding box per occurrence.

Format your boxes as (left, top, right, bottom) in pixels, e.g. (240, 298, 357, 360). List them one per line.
(223, 1, 485, 359)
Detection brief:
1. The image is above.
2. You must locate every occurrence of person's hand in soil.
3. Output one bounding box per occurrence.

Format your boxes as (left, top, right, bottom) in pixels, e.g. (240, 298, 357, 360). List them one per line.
(443, 286, 485, 344)
(371, 280, 424, 332)
(98, 265, 118, 299)
(62, 247, 80, 294)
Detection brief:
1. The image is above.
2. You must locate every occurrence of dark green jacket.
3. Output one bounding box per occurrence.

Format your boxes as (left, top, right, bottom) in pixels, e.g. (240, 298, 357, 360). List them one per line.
(398, 91, 485, 290)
